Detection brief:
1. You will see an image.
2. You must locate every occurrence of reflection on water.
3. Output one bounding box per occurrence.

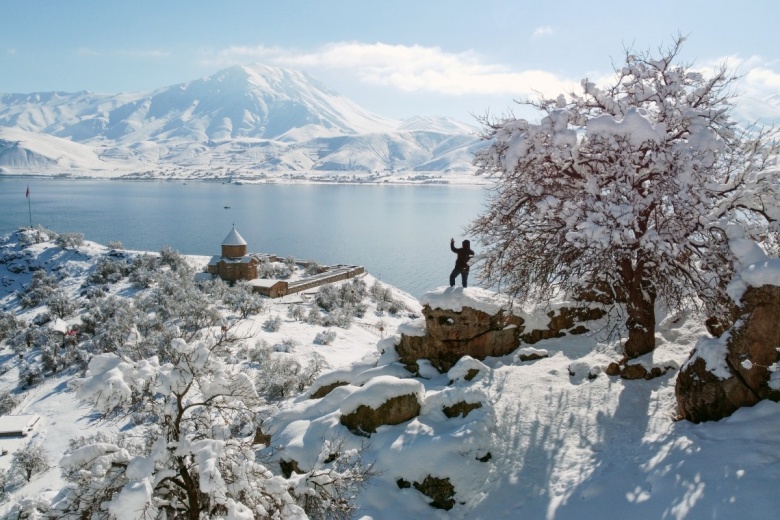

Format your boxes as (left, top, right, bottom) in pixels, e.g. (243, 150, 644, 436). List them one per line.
(0, 178, 487, 297)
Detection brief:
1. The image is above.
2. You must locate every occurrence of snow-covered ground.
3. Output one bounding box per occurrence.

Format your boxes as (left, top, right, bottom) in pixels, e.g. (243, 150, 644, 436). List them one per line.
(0, 230, 779, 519)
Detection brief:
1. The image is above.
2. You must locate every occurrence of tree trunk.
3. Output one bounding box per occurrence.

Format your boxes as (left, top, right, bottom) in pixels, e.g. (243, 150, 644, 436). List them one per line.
(621, 260, 657, 359)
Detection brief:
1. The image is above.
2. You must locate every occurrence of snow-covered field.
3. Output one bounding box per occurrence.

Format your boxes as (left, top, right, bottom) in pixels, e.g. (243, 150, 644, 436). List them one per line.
(0, 229, 779, 519)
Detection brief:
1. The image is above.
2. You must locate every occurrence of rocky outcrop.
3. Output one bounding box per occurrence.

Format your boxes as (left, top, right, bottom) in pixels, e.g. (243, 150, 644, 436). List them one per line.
(340, 394, 422, 436)
(606, 361, 675, 380)
(396, 287, 607, 373)
(397, 476, 456, 510)
(338, 376, 424, 436)
(397, 304, 523, 372)
(676, 285, 780, 423)
(309, 380, 348, 399)
(442, 401, 482, 418)
(521, 306, 606, 344)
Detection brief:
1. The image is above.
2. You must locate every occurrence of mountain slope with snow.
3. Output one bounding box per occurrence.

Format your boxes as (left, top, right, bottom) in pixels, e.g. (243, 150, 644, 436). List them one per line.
(0, 65, 483, 179)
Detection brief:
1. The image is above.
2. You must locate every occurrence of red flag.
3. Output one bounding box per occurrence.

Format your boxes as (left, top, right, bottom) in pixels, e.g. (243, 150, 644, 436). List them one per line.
(25, 185, 29, 198)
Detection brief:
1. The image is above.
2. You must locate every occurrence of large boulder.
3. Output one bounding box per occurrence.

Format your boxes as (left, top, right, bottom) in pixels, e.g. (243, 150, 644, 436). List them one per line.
(676, 284, 780, 422)
(339, 376, 424, 436)
(396, 287, 524, 372)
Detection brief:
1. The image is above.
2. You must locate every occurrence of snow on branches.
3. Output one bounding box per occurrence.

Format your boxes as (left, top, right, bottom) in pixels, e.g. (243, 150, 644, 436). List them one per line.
(471, 37, 780, 357)
(59, 336, 370, 520)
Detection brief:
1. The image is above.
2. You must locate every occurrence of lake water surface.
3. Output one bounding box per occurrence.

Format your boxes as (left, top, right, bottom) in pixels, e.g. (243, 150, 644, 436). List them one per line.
(0, 178, 487, 297)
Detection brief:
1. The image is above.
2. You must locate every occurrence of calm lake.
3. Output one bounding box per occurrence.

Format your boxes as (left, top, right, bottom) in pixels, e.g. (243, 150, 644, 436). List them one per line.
(0, 178, 488, 298)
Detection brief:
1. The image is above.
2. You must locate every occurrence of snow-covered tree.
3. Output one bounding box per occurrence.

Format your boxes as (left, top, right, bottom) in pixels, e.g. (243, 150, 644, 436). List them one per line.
(0, 311, 22, 342)
(59, 337, 304, 519)
(470, 37, 779, 357)
(46, 289, 77, 319)
(20, 271, 58, 308)
(55, 232, 84, 249)
(12, 443, 48, 483)
(59, 336, 362, 520)
(223, 280, 265, 319)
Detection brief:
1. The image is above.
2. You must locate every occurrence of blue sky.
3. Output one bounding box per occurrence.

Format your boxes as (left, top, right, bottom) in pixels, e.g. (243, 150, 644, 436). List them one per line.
(2, 0, 779, 123)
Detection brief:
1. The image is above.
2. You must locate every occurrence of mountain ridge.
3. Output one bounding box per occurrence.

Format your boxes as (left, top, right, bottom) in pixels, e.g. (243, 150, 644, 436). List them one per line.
(0, 64, 483, 179)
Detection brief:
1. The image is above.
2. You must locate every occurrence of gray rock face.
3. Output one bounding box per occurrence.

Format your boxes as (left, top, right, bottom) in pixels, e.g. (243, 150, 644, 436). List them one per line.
(676, 285, 780, 423)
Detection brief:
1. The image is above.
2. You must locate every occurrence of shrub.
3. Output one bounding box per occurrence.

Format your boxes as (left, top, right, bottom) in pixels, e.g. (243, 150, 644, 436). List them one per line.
(263, 315, 282, 332)
(56, 232, 84, 249)
(83, 285, 107, 300)
(287, 304, 306, 321)
(7, 325, 49, 353)
(89, 257, 130, 284)
(0, 311, 21, 342)
(255, 346, 326, 400)
(129, 266, 156, 288)
(315, 278, 367, 314)
(0, 391, 19, 415)
(306, 308, 323, 325)
(274, 338, 298, 353)
(322, 309, 354, 329)
(18, 225, 58, 246)
(21, 271, 58, 308)
(371, 281, 407, 316)
(224, 281, 265, 318)
(159, 246, 189, 272)
(106, 241, 124, 250)
(314, 329, 337, 345)
(46, 289, 77, 318)
(18, 361, 44, 389)
(305, 261, 325, 276)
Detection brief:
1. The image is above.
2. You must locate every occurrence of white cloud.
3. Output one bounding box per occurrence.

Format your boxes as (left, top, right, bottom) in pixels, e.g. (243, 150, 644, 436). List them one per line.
(119, 49, 171, 58)
(698, 55, 780, 123)
(533, 26, 553, 38)
(6, 48, 17, 56)
(201, 42, 577, 99)
(77, 48, 170, 59)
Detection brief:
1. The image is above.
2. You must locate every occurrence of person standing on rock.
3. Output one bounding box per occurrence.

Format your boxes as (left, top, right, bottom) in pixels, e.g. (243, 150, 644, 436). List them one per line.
(450, 238, 475, 288)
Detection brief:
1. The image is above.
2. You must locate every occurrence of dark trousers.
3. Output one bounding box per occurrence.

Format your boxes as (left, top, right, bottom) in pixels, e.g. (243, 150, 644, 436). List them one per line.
(449, 267, 469, 288)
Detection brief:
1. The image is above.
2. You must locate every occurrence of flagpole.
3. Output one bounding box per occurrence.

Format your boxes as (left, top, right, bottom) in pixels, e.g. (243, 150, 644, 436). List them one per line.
(26, 185, 32, 228)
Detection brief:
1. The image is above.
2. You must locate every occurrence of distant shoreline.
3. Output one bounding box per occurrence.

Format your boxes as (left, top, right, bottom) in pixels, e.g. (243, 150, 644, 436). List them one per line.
(0, 171, 494, 187)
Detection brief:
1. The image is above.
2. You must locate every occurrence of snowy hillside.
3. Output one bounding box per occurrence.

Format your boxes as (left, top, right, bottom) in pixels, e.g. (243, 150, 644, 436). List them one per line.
(1, 228, 779, 519)
(0, 65, 482, 180)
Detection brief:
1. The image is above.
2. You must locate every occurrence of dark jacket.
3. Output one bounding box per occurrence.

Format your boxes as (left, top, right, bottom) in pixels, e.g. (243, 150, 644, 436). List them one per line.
(451, 240, 475, 271)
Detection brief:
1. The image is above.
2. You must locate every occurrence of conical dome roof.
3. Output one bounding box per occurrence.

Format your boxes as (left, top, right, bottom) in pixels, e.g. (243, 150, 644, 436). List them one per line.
(222, 226, 247, 246)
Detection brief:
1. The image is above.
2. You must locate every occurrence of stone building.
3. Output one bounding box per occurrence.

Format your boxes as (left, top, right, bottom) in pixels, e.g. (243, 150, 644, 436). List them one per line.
(207, 226, 259, 282)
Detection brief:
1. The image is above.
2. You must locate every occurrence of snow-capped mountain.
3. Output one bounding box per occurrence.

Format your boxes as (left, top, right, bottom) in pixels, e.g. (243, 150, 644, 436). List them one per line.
(0, 64, 482, 178)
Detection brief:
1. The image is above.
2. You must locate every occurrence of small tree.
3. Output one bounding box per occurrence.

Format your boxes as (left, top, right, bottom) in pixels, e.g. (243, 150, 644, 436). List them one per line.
(61, 337, 304, 519)
(55, 232, 84, 249)
(287, 304, 306, 322)
(470, 37, 779, 358)
(21, 271, 58, 308)
(12, 443, 48, 482)
(263, 315, 282, 332)
(60, 338, 364, 520)
(0, 311, 21, 342)
(223, 280, 265, 318)
(0, 468, 9, 497)
(0, 391, 19, 415)
(46, 289, 77, 319)
(159, 245, 189, 273)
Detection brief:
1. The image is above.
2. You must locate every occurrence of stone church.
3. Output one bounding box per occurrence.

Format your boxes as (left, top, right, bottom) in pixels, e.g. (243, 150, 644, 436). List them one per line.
(206, 226, 259, 282)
